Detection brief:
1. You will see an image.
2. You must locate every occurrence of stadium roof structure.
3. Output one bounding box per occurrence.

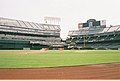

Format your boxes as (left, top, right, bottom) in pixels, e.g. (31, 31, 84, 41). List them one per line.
(68, 25, 120, 36)
(0, 17, 60, 31)
(0, 17, 62, 36)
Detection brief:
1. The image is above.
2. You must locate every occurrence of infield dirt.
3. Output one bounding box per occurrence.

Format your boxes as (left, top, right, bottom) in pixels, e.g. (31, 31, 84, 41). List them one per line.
(0, 63, 119, 79)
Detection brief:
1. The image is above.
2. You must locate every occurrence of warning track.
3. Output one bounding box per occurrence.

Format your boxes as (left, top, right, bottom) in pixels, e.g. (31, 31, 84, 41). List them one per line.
(0, 63, 120, 79)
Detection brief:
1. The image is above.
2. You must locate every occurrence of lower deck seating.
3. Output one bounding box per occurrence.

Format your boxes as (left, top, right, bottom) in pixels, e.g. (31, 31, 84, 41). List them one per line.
(67, 32, 120, 49)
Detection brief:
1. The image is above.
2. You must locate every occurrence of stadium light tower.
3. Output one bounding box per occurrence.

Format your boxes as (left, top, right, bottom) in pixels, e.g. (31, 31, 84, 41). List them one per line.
(44, 17, 61, 25)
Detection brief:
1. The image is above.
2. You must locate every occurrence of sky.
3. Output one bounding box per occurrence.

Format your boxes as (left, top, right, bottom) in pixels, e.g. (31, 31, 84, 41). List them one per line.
(0, 0, 120, 39)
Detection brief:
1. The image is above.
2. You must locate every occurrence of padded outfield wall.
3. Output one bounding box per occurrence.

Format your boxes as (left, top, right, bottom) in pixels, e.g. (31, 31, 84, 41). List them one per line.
(0, 40, 48, 50)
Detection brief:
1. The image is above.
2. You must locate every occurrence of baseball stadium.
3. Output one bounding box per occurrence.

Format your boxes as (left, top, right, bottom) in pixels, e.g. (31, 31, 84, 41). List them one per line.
(0, 17, 120, 79)
(66, 19, 120, 50)
(0, 17, 64, 50)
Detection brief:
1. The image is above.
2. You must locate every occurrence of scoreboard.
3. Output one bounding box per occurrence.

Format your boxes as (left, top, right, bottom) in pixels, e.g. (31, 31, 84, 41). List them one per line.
(78, 19, 106, 29)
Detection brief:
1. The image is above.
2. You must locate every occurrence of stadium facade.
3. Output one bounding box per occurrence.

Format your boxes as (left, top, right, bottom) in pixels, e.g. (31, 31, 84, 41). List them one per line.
(0, 17, 64, 50)
(66, 19, 120, 50)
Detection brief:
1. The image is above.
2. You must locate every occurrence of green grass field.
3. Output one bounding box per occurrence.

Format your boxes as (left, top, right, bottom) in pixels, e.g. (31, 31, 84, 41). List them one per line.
(0, 50, 119, 68)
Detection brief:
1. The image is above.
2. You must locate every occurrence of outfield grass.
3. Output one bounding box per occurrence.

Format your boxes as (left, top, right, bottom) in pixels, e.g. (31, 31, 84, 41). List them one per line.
(0, 50, 119, 68)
